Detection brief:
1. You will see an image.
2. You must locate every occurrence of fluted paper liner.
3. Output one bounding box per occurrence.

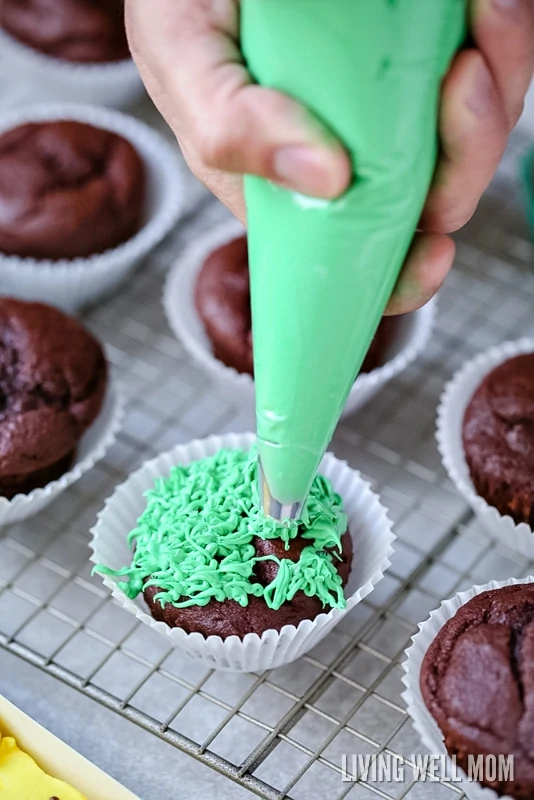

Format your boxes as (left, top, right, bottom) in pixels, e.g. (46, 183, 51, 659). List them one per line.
(402, 576, 534, 800)
(163, 221, 436, 419)
(0, 378, 123, 527)
(0, 27, 143, 108)
(437, 338, 534, 558)
(0, 104, 185, 312)
(90, 432, 395, 672)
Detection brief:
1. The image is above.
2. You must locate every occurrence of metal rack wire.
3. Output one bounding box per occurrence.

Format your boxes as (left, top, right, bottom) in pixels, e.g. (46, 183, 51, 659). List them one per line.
(0, 127, 533, 800)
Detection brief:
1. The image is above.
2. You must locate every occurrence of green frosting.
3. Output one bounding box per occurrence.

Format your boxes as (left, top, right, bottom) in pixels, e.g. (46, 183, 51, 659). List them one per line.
(242, 0, 466, 505)
(94, 448, 348, 612)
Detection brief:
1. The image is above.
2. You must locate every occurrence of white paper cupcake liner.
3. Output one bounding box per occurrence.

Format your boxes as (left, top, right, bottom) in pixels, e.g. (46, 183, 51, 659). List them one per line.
(0, 28, 143, 109)
(402, 575, 534, 800)
(0, 54, 28, 111)
(0, 103, 185, 313)
(437, 337, 534, 559)
(89, 431, 395, 672)
(0, 378, 124, 527)
(163, 220, 436, 418)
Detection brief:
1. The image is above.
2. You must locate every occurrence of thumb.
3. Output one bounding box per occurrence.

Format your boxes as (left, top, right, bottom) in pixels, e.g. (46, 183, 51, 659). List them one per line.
(192, 78, 352, 199)
(126, 0, 351, 199)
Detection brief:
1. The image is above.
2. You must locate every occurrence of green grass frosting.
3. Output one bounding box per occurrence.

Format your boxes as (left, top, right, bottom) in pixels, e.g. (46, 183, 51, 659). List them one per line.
(95, 447, 348, 612)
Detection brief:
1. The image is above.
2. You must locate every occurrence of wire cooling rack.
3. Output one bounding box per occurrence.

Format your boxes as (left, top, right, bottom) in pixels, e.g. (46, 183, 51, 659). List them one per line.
(0, 115, 533, 799)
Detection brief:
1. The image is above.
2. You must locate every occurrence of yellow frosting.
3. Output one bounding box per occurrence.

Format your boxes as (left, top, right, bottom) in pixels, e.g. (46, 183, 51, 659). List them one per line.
(0, 732, 87, 800)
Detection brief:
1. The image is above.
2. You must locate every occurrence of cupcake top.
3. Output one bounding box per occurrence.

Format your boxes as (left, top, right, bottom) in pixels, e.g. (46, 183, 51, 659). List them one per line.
(421, 584, 534, 797)
(0, 0, 130, 64)
(195, 236, 252, 374)
(0, 298, 107, 497)
(96, 447, 352, 638)
(195, 235, 402, 377)
(0, 121, 145, 261)
(462, 354, 534, 526)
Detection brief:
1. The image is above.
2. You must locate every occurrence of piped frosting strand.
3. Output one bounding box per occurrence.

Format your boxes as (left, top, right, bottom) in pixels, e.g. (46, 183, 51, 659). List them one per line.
(94, 447, 348, 611)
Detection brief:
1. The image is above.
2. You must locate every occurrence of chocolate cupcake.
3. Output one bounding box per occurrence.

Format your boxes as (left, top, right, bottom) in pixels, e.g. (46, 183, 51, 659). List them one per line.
(420, 584, 534, 800)
(195, 236, 253, 375)
(145, 530, 353, 639)
(0, 0, 130, 64)
(462, 354, 534, 526)
(96, 447, 352, 640)
(0, 120, 145, 261)
(0, 298, 107, 498)
(195, 235, 402, 377)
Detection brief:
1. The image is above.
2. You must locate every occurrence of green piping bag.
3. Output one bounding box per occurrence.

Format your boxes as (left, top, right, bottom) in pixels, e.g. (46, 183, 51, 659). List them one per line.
(241, 0, 466, 517)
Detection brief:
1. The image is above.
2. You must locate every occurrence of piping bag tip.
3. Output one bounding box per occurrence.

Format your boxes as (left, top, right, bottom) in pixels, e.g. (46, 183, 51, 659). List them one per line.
(258, 456, 305, 521)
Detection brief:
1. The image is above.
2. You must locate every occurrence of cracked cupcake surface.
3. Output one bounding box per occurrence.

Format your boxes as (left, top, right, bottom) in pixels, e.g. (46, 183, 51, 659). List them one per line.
(0, 121, 145, 260)
(95, 447, 353, 640)
(420, 584, 534, 800)
(0, 298, 107, 498)
(0, 0, 130, 64)
(462, 354, 534, 526)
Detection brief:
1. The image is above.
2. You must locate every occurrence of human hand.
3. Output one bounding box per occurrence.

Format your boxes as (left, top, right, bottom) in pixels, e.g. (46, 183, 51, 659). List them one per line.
(126, 0, 534, 314)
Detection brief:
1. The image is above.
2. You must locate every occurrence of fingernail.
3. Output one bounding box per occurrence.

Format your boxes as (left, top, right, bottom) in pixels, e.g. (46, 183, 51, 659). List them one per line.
(467, 62, 494, 117)
(273, 145, 342, 197)
(492, 0, 522, 19)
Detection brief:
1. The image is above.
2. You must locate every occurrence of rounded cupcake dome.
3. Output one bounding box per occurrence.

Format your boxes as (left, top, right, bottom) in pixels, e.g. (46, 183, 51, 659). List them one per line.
(0, 298, 107, 498)
(194, 235, 253, 376)
(0, 0, 130, 64)
(421, 584, 534, 790)
(0, 1, 142, 108)
(0, 103, 185, 312)
(463, 353, 534, 527)
(0, 120, 145, 261)
(403, 577, 534, 800)
(437, 337, 534, 559)
(0, 297, 123, 525)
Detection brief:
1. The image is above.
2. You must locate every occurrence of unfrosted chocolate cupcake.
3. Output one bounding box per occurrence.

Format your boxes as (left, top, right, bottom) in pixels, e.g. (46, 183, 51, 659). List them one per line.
(462, 354, 534, 526)
(0, 298, 107, 498)
(195, 236, 253, 375)
(0, 0, 130, 64)
(195, 235, 402, 376)
(0, 120, 145, 261)
(421, 584, 534, 800)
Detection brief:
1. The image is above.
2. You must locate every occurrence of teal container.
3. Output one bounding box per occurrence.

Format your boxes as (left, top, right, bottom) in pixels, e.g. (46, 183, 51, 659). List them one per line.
(522, 147, 534, 242)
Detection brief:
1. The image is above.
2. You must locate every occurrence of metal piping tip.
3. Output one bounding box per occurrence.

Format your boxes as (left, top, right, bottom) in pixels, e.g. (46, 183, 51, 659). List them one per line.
(257, 457, 304, 521)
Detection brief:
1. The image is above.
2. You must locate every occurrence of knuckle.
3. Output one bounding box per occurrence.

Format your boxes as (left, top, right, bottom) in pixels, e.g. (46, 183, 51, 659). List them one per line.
(197, 129, 233, 169)
(195, 109, 241, 170)
(243, 86, 291, 119)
